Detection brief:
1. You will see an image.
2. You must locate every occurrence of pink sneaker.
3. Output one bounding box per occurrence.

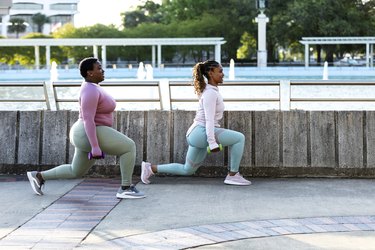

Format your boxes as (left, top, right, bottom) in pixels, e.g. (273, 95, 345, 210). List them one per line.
(224, 172, 251, 186)
(141, 161, 154, 184)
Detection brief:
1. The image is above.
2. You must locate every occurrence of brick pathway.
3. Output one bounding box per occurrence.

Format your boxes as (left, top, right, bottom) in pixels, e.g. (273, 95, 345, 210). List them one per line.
(81, 215, 375, 249)
(0, 178, 121, 249)
(1, 177, 374, 249)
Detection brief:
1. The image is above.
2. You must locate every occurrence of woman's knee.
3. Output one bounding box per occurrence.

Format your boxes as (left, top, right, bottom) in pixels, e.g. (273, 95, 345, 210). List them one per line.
(128, 139, 136, 153)
(71, 168, 88, 178)
(183, 168, 197, 175)
(237, 132, 245, 143)
(223, 130, 245, 144)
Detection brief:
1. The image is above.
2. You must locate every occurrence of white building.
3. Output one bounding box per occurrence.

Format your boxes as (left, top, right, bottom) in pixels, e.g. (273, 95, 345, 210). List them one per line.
(0, 0, 12, 16)
(1, 0, 79, 37)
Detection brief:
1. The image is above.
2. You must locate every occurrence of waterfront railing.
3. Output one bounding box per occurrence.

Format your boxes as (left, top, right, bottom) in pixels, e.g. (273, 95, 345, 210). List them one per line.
(1, 80, 375, 111)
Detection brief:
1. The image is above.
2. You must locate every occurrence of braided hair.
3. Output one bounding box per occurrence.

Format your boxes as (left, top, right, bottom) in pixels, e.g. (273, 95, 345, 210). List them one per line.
(192, 60, 220, 96)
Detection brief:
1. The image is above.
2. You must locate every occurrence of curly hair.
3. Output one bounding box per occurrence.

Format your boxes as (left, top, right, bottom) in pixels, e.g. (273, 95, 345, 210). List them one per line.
(79, 57, 98, 78)
(192, 60, 220, 95)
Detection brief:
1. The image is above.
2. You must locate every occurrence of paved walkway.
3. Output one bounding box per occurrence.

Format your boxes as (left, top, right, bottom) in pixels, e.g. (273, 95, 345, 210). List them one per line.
(0, 175, 374, 249)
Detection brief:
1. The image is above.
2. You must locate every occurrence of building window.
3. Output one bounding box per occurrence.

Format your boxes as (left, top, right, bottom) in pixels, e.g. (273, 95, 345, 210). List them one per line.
(12, 3, 43, 10)
(50, 3, 77, 11)
(10, 14, 32, 25)
(49, 15, 73, 25)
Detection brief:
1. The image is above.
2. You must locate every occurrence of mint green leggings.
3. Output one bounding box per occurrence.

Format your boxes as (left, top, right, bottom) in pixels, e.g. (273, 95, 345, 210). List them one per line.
(41, 120, 135, 186)
(157, 125, 245, 175)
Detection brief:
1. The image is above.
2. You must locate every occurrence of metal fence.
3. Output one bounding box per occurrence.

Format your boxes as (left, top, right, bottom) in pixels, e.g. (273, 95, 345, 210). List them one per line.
(1, 79, 375, 111)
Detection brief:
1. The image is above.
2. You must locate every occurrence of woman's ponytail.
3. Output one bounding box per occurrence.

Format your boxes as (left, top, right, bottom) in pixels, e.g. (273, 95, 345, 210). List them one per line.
(192, 60, 219, 95)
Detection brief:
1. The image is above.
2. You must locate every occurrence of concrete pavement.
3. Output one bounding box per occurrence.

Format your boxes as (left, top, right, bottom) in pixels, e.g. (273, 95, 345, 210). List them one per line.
(0, 175, 375, 249)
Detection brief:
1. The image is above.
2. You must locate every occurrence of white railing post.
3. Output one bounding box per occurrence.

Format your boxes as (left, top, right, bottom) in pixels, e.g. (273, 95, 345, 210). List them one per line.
(45, 81, 57, 111)
(280, 80, 291, 111)
(158, 79, 171, 110)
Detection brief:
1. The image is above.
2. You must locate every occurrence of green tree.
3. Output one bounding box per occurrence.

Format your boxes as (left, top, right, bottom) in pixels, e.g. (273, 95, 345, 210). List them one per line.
(31, 13, 50, 33)
(8, 18, 27, 38)
(121, 0, 162, 28)
(270, 0, 375, 63)
(123, 0, 257, 62)
(237, 32, 257, 60)
(0, 33, 56, 67)
(53, 23, 124, 63)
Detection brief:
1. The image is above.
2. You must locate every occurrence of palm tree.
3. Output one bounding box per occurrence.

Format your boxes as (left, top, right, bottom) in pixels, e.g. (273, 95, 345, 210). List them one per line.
(8, 18, 27, 38)
(32, 13, 50, 33)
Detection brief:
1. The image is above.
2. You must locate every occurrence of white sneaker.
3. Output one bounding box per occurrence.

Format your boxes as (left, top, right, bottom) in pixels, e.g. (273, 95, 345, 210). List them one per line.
(224, 172, 251, 186)
(141, 161, 154, 184)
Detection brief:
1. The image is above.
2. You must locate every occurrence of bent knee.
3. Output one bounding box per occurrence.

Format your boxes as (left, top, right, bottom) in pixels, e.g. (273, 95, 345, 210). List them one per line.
(71, 170, 86, 178)
(238, 132, 245, 142)
(182, 168, 197, 176)
(129, 140, 136, 152)
(183, 170, 196, 176)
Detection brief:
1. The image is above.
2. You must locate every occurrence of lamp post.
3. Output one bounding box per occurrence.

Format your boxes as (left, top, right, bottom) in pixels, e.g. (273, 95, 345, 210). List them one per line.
(255, 0, 269, 67)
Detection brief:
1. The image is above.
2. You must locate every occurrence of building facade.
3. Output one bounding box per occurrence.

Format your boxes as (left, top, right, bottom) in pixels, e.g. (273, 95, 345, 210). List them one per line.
(1, 0, 79, 37)
(0, 0, 12, 16)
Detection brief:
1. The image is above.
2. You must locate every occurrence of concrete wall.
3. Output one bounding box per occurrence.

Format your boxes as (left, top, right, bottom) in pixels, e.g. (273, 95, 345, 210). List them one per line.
(1, 110, 374, 178)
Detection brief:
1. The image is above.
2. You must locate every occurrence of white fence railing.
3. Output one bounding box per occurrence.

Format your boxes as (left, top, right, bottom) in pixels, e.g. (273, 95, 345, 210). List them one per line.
(1, 80, 375, 111)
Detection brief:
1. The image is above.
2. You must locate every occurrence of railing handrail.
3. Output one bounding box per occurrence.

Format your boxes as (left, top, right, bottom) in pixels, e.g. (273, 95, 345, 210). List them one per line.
(290, 80, 375, 85)
(52, 81, 160, 87)
(51, 80, 163, 111)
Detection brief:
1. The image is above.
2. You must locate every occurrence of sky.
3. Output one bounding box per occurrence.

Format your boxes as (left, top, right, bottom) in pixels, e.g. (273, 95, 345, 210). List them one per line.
(74, 0, 161, 28)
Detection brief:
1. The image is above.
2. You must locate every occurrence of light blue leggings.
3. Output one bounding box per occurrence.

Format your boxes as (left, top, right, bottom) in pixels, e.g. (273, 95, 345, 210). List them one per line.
(41, 120, 136, 186)
(157, 125, 245, 175)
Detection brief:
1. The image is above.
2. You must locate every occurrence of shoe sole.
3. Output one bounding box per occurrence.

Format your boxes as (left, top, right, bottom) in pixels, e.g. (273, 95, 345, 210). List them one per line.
(116, 194, 146, 199)
(224, 180, 251, 186)
(27, 172, 43, 195)
(141, 163, 151, 184)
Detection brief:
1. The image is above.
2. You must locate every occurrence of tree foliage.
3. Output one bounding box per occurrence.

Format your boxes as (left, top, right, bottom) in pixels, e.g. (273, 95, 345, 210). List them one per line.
(2, 0, 375, 66)
(270, 0, 375, 62)
(121, 0, 162, 28)
(31, 13, 50, 33)
(8, 18, 27, 38)
(126, 0, 375, 63)
(121, 0, 257, 62)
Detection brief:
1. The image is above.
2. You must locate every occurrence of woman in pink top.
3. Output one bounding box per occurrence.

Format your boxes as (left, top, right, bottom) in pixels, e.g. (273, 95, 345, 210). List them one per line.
(141, 60, 251, 186)
(27, 57, 145, 199)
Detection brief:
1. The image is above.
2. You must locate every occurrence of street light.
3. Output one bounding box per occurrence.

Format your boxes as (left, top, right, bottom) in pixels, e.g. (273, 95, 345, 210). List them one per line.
(256, 0, 268, 13)
(255, 0, 269, 67)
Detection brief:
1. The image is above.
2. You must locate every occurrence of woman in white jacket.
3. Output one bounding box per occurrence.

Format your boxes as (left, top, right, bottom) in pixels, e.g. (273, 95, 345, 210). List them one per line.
(141, 60, 251, 186)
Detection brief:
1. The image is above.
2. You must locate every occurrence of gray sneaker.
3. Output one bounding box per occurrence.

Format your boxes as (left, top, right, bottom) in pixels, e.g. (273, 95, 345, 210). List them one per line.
(116, 185, 145, 199)
(27, 171, 44, 195)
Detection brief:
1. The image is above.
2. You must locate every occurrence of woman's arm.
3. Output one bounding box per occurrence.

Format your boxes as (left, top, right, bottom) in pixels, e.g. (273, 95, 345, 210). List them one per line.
(80, 87, 102, 157)
(203, 90, 219, 150)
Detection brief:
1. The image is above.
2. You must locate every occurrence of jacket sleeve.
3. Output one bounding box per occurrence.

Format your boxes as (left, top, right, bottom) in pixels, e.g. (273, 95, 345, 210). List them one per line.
(202, 90, 219, 149)
(80, 87, 100, 152)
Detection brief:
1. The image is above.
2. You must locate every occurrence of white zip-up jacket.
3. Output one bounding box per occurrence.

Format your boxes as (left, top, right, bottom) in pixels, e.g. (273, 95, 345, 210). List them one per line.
(186, 84, 225, 150)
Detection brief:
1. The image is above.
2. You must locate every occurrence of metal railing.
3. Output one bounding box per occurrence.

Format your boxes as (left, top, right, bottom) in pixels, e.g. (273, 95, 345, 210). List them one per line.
(1, 80, 375, 111)
(288, 80, 375, 110)
(167, 80, 281, 110)
(0, 81, 50, 110)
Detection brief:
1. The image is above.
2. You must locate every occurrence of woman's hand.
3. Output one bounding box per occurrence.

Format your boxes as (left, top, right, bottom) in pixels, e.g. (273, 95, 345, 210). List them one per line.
(207, 144, 223, 154)
(89, 147, 105, 159)
(210, 147, 221, 153)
